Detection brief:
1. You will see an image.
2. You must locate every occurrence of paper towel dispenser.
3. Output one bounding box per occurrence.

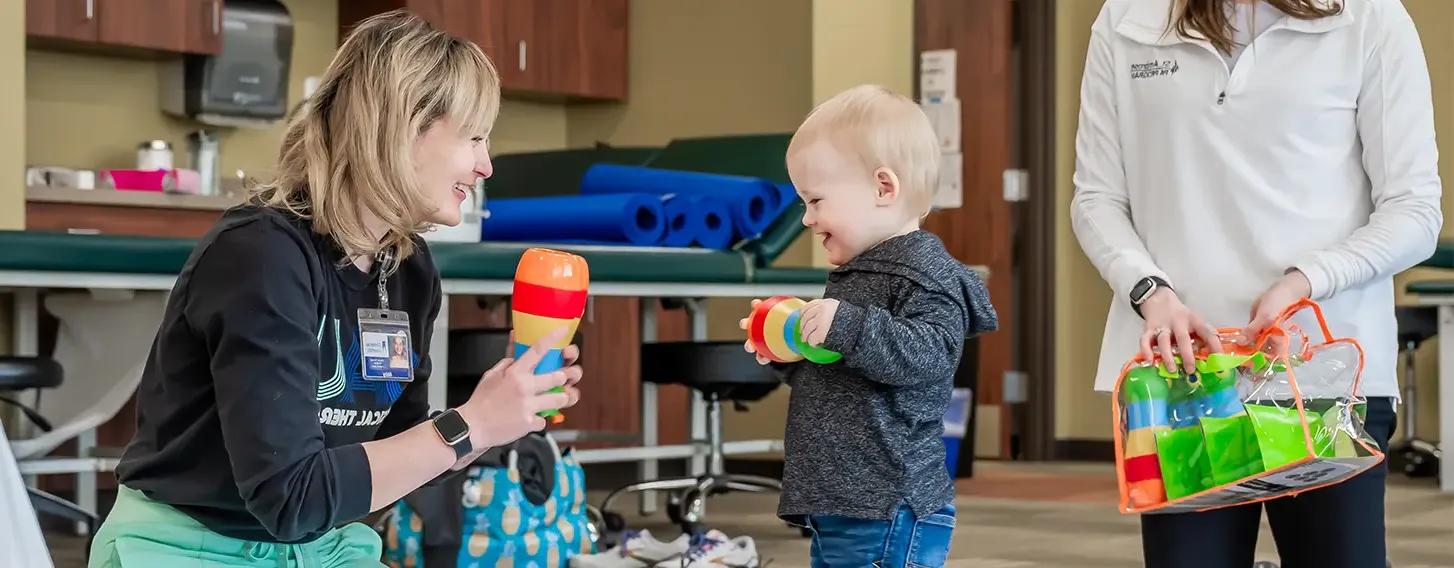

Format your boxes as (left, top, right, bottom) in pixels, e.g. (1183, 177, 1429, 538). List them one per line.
(161, 0, 294, 127)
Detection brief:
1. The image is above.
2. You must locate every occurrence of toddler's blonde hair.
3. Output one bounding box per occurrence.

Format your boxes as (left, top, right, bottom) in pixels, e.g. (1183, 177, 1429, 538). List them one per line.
(250, 9, 501, 263)
(788, 84, 940, 215)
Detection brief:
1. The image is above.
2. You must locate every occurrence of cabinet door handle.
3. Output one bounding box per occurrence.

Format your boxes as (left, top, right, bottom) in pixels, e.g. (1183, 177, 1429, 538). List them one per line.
(85, 0, 93, 20)
(518, 41, 527, 72)
(212, 0, 221, 35)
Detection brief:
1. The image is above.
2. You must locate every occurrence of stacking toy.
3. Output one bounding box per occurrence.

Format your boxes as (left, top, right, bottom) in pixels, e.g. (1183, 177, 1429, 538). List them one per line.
(746, 296, 842, 364)
(1120, 365, 1169, 508)
(511, 248, 590, 422)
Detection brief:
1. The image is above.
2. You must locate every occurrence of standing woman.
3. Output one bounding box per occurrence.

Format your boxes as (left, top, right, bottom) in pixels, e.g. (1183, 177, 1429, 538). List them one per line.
(88, 10, 581, 567)
(1072, 0, 1441, 566)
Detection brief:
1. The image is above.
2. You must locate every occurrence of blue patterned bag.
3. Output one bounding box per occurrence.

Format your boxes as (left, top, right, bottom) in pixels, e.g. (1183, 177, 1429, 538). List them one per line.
(384, 433, 595, 567)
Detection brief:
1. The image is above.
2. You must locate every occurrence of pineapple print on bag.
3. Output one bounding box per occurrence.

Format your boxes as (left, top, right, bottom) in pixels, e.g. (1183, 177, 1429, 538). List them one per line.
(500, 491, 523, 535)
(524, 529, 542, 556)
(382, 433, 595, 566)
(467, 532, 491, 557)
(557, 517, 574, 543)
(546, 532, 562, 567)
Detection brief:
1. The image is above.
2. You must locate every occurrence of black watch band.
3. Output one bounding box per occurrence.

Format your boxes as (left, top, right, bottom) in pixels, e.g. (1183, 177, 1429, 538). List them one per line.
(429, 409, 473, 460)
(1129, 276, 1171, 318)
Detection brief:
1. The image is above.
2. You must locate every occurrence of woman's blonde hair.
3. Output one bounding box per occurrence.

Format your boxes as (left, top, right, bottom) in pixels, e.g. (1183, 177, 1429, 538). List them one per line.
(250, 9, 501, 264)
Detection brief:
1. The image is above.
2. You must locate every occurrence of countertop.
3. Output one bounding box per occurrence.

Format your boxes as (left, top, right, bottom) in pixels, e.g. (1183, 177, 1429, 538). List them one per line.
(26, 184, 245, 211)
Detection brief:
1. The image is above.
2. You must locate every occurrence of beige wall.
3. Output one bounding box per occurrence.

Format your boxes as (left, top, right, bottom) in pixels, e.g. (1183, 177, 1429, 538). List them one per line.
(9, 1, 915, 450)
(569, 0, 916, 452)
(24, 0, 567, 181)
(1053, 0, 1454, 441)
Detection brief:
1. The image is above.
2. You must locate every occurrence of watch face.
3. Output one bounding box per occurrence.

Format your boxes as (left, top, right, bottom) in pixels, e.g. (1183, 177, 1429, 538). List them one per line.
(1131, 278, 1156, 303)
(433, 410, 470, 445)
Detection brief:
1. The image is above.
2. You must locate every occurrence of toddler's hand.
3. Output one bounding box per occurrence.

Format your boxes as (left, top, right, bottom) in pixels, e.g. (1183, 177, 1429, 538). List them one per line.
(740, 299, 770, 365)
(799, 299, 839, 348)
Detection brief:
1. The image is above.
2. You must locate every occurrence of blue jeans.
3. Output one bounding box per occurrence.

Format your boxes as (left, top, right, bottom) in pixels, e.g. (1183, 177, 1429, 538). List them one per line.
(805, 504, 956, 568)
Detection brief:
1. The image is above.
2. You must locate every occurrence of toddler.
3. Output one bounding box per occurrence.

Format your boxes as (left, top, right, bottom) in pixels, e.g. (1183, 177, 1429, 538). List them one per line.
(741, 84, 999, 568)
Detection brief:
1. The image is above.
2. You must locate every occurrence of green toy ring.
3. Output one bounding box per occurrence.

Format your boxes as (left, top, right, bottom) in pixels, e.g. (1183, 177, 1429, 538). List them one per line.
(791, 323, 842, 364)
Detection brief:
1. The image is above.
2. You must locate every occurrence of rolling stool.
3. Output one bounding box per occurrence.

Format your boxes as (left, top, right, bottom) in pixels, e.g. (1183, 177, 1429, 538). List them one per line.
(1389, 306, 1442, 478)
(598, 341, 784, 536)
(0, 356, 100, 553)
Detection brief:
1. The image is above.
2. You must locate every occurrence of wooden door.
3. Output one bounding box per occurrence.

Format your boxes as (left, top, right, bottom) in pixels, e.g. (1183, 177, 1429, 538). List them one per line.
(916, 0, 1015, 460)
(98, 0, 191, 52)
(26, 0, 100, 42)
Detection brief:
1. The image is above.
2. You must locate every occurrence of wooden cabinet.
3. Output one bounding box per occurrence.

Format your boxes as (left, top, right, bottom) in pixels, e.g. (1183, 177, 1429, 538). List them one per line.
(26, 0, 223, 55)
(25, 0, 99, 43)
(340, 0, 629, 101)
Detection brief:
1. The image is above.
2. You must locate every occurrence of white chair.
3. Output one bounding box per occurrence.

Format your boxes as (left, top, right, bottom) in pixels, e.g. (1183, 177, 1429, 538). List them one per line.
(1, 418, 57, 568)
(11, 291, 167, 526)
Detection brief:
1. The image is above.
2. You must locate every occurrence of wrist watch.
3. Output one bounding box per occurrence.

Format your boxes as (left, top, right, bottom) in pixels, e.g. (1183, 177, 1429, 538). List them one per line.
(1130, 276, 1172, 318)
(429, 409, 473, 460)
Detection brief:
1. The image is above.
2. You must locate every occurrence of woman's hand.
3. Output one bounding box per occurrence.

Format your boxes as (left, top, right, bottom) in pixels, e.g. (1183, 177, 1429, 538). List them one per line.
(507, 330, 580, 367)
(1244, 270, 1312, 340)
(1139, 288, 1223, 374)
(739, 299, 771, 365)
(459, 327, 581, 449)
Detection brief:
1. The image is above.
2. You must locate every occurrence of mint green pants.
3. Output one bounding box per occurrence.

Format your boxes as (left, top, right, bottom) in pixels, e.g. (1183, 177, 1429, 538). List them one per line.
(89, 486, 384, 568)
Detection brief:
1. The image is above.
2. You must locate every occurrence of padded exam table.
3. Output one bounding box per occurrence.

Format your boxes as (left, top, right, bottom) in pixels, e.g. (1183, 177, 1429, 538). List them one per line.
(0, 230, 849, 518)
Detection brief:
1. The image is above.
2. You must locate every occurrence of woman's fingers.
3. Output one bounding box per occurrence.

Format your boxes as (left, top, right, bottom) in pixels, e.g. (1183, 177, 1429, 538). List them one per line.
(558, 365, 583, 386)
(1139, 330, 1156, 365)
(1195, 319, 1224, 354)
(531, 390, 575, 414)
(1155, 328, 1177, 373)
(1174, 325, 1197, 374)
(531, 369, 571, 394)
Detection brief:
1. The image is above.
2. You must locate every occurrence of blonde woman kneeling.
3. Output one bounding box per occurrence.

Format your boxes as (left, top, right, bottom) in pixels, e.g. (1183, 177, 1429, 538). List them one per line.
(87, 11, 581, 567)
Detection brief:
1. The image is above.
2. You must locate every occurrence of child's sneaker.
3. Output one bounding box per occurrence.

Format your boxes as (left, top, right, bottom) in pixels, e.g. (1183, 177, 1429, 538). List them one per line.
(569, 530, 691, 567)
(667, 531, 760, 568)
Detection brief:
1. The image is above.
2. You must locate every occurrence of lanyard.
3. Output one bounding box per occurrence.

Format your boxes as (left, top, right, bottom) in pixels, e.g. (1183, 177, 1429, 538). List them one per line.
(377, 248, 395, 311)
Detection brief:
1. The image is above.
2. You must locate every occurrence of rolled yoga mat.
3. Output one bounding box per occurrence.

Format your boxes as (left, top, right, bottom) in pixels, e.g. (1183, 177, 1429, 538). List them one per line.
(772, 183, 800, 216)
(480, 193, 665, 245)
(580, 164, 777, 237)
(689, 196, 736, 250)
(660, 196, 698, 247)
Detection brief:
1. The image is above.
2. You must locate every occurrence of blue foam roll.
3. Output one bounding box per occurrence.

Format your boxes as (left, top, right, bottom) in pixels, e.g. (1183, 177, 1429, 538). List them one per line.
(773, 183, 800, 215)
(1200, 388, 1246, 419)
(1125, 399, 1170, 430)
(480, 194, 664, 246)
(580, 164, 776, 237)
(688, 196, 736, 250)
(513, 343, 565, 375)
(660, 196, 698, 247)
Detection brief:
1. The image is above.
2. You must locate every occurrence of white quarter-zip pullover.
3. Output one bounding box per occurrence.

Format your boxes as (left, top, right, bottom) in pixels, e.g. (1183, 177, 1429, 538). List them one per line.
(1072, 0, 1443, 397)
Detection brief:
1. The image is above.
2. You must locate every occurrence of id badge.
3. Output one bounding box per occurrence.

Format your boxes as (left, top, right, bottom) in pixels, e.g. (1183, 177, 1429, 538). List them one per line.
(358, 308, 414, 382)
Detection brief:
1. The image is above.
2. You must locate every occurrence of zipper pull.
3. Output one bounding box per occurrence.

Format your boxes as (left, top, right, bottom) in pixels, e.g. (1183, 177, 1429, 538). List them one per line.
(1217, 91, 1227, 105)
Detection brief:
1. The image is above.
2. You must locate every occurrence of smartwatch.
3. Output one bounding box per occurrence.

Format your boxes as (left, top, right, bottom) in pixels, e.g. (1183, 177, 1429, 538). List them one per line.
(429, 409, 473, 460)
(1129, 276, 1171, 318)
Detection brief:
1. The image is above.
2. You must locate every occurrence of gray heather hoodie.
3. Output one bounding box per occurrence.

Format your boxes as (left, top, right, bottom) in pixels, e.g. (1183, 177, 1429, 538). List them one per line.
(775, 230, 999, 523)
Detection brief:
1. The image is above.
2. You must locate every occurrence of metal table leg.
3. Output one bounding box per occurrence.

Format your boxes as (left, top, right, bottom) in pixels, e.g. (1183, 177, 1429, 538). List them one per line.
(1438, 304, 1454, 494)
(639, 299, 659, 515)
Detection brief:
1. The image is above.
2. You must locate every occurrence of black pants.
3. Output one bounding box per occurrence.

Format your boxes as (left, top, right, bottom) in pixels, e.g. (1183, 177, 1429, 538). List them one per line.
(1141, 397, 1396, 568)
